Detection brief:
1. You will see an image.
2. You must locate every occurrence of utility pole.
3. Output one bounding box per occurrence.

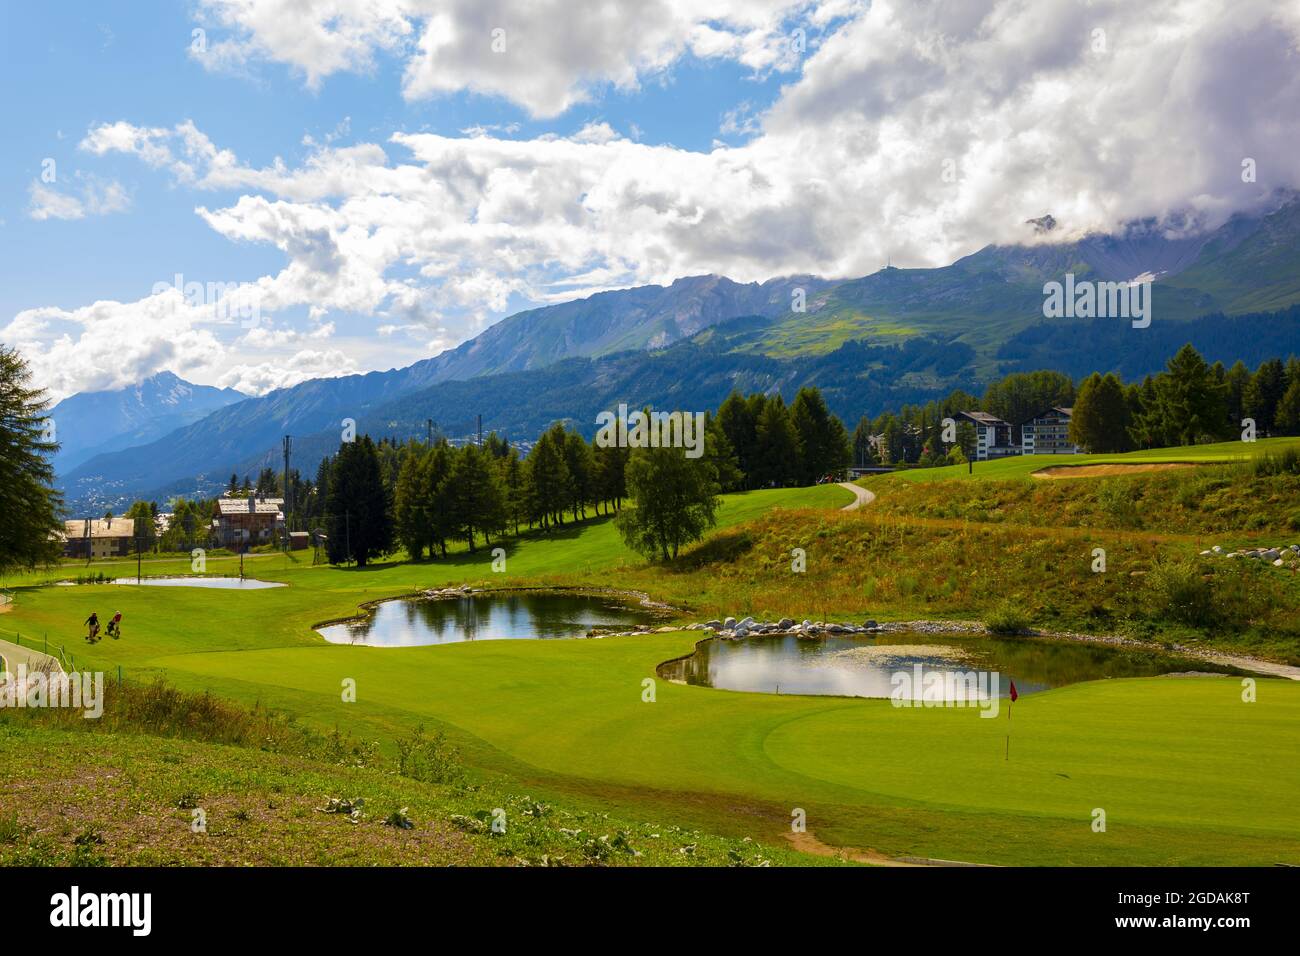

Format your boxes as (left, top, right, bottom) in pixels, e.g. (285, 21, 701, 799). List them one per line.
(283, 434, 293, 540)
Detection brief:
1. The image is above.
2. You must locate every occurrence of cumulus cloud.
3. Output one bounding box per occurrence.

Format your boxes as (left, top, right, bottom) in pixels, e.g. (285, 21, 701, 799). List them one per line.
(0, 290, 224, 400)
(28, 175, 130, 221)
(191, 0, 828, 117)
(214, 347, 358, 395)
(14, 0, 1300, 400)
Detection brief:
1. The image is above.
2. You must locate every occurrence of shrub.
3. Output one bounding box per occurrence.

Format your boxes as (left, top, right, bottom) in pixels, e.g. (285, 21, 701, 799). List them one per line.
(1249, 447, 1300, 476)
(1143, 556, 1219, 628)
(985, 600, 1031, 635)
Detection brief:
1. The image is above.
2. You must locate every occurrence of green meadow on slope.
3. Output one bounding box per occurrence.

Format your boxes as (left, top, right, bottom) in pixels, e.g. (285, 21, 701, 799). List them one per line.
(4, 475, 1298, 865)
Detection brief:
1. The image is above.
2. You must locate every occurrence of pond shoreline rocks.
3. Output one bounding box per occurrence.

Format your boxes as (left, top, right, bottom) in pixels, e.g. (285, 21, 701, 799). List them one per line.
(1199, 543, 1300, 568)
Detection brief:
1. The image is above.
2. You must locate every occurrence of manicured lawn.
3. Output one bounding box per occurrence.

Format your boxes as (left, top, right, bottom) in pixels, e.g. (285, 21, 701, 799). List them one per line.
(4, 479, 1297, 865)
(873, 436, 1300, 484)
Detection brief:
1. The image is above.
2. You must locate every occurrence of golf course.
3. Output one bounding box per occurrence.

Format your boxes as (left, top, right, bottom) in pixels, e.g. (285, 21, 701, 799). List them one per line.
(4, 449, 1299, 867)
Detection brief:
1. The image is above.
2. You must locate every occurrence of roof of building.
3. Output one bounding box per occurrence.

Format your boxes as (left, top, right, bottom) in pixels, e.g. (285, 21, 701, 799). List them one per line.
(63, 518, 135, 539)
(958, 411, 1010, 427)
(1026, 406, 1074, 421)
(217, 497, 284, 516)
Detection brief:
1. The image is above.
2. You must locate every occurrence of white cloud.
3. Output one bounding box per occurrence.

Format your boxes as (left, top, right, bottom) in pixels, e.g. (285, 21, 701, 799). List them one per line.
(214, 348, 358, 395)
(28, 175, 130, 221)
(15, 0, 1300, 402)
(191, 0, 826, 117)
(1, 290, 224, 401)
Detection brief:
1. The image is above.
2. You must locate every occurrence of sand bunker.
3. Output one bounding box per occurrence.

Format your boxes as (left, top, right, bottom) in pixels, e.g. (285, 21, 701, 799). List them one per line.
(1033, 462, 1200, 479)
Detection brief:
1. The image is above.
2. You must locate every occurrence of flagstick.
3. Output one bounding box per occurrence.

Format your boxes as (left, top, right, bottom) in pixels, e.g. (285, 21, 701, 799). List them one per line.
(1005, 688, 1012, 760)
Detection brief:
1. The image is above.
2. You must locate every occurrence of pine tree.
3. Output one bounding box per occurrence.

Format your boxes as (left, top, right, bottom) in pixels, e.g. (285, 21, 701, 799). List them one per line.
(422, 441, 454, 557)
(0, 347, 64, 574)
(1274, 376, 1300, 436)
(1153, 344, 1229, 446)
(394, 446, 429, 560)
(1244, 358, 1288, 435)
(751, 396, 799, 487)
(562, 430, 595, 522)
(324, 435, 394, 567)
(716, 391, 759, 487)
(1070, 372, 1130, 453)
(526, 426, 570, 531)
(501, 448, 527, 533)
(790, 387, 850, 484)
(444, 444, 506, 552)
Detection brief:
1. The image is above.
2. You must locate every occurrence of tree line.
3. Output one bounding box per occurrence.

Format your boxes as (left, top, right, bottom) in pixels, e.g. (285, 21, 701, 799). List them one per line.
(850, 344, 1300, 463)
(313, 386, 853, 566)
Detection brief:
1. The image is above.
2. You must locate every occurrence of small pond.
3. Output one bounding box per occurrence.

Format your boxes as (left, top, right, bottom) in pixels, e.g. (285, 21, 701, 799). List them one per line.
(658, 632, 1243, 699)
(110, 577, 286, 590)
(317, 592, 661, 646)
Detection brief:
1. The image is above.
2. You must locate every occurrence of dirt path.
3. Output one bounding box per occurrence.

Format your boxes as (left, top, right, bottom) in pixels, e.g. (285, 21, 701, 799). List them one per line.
(784, 830, 991, 867)
(838, 482, 876, 511)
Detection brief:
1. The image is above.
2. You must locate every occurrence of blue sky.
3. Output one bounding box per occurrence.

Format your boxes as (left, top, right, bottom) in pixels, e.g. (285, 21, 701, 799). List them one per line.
(2, 1, 1297, 401)
(1, 1, 790, 322)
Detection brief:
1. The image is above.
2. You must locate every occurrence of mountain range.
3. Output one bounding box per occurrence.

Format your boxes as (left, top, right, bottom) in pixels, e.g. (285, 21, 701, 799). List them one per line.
(47, 372, 246, 475)
(53, 195, 1300, 515)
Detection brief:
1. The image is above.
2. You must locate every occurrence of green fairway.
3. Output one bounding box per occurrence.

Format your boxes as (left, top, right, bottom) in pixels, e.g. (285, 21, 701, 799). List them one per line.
(3, 479, 1297, 865)
(873, 436, 1300, 484)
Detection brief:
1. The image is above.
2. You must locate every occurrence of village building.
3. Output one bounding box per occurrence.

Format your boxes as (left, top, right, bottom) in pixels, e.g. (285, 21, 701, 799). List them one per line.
(214, 497, 284, 549)
(956, 411, 1020, 460)
(61, 517, 135, 559)
(1021, 406, 1079, 455)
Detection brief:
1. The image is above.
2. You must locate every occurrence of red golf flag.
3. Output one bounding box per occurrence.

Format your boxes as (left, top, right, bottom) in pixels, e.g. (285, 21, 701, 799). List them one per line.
(1008, 680, 1019, 703)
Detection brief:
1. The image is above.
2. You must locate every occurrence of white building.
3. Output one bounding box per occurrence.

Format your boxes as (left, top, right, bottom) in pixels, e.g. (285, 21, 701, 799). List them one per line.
(1021, 406, 1080, 455)
(957, 411, 1020, 461)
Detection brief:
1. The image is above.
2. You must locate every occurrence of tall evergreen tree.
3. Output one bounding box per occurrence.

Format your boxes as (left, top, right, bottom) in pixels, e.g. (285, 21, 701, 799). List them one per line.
(0, 347, 64, 574)
(444, 444, 506, 552)
(324, 435, 394, 567)
(751, 395, 799, 487)
(716, 391, 759, 488)
(789, 387, 851, 484)
(526, 425, 570, 530)
(394, 446, 429, 559)
(1070, 372, 1131, 452)
(1244, 358, 1288, 435)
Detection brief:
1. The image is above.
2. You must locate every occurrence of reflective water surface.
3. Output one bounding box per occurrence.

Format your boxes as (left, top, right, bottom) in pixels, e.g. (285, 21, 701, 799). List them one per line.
(658, 632, 1240, 699)
(112, 577, 285, 589)
(317, 592, 660, 646)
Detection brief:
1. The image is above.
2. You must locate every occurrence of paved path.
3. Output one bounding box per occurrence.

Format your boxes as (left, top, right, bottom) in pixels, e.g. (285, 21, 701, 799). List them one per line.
(0, 637, 63, 674)
(837, 481, 876, 511)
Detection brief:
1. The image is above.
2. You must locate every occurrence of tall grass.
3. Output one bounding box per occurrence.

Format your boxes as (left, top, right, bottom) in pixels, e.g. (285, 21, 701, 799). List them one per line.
(0, 677, 463, 783)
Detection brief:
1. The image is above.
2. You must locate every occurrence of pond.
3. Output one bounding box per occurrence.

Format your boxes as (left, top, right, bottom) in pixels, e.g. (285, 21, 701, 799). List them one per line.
(110, 577, 286, 589)
(317, 591, 661, 646)
(658, 632, 1243, 700)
